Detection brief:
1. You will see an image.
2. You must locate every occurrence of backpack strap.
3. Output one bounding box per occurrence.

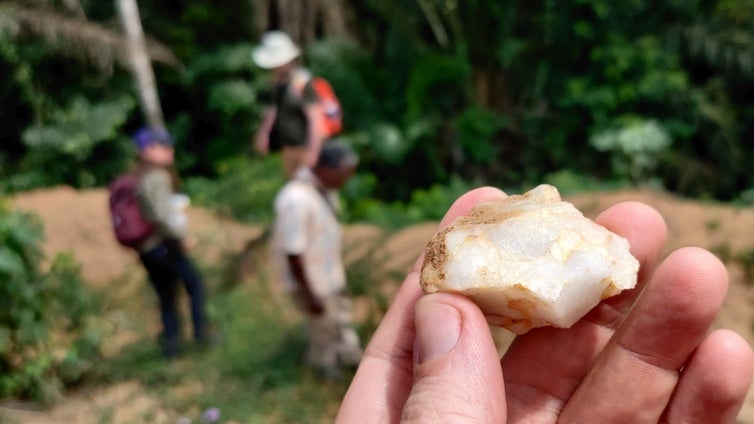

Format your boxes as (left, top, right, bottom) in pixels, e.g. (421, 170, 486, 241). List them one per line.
(288, 68, 313, 99)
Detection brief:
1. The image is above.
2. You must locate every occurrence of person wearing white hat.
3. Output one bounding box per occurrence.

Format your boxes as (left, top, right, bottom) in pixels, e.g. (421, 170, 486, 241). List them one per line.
(252, 30, 327, 178)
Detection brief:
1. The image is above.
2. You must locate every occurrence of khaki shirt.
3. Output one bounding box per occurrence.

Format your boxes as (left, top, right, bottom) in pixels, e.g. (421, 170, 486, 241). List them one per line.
(137, 167, 186, 251)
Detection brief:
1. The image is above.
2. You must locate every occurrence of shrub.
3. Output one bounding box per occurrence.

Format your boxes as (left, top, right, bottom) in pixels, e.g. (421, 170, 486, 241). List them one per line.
(349, 175, 477, 228)
(735, 248, 754, 287)
(0, 201, 101, 402)
(590, 118, 672, 184)
(183, 155, 285, 224)
(544, 169, 627, 195)
(9, 96, 135, 192)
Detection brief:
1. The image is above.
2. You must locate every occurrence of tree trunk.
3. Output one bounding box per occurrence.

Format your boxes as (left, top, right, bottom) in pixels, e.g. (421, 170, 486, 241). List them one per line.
(62, 0, 86, 18)
(250, 0, 351, 45)
(116, 0, 165, 129)
(250, 0, 269, 38)
(317, 0, 348, 39)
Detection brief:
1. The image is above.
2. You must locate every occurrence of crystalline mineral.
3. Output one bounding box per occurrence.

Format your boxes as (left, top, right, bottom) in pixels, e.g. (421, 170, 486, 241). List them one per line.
(419, 184, 639, 334)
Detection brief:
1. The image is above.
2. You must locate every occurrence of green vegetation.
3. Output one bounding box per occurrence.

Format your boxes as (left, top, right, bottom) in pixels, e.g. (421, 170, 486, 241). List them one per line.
(0, 186, 399, 420)
(2, 0, 754, 420)
(0, 201, 102, 403)
(72, 231, 396, 423)
(1, 1, 754, 207)
(91, 277, 353, 422)
(183, 155, 285, 224)
(735, 248, 754, 286)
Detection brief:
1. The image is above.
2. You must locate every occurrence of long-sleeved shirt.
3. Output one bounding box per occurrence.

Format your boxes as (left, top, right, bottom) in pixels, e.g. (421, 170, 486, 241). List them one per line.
(137, 166, 186, 251)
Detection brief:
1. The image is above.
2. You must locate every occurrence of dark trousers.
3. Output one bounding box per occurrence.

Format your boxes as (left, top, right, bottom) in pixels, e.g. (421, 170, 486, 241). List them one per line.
(139, 240, 207, 355)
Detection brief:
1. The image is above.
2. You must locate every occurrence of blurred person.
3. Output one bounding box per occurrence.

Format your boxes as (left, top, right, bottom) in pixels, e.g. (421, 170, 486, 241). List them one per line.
(271, 141, 363, 378)
(126, 127, 210, 358)
(251, 30, 331, 178)
(336, 187, 754, 422)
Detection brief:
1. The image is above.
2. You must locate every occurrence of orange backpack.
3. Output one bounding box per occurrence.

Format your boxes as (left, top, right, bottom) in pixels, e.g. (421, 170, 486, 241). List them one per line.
(290, 69, 343, 138)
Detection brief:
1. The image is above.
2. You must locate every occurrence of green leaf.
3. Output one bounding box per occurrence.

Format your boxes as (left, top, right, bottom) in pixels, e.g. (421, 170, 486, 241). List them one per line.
(0, 246, 25, 277)
(367, 123, 408, 164)
(207, 79, 257, 116)
(0, 326, 11, 354)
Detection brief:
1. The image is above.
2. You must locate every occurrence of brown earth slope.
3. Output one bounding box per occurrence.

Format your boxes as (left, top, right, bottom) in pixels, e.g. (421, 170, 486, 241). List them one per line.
(4, 186, 754, 423)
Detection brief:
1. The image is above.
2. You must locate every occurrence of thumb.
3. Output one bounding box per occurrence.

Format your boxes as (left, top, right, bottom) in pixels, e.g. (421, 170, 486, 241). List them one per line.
(402, 293, 507, 422)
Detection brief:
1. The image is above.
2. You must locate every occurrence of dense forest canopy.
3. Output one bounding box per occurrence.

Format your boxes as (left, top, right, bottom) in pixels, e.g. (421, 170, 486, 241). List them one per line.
(1, 0, 753, 212)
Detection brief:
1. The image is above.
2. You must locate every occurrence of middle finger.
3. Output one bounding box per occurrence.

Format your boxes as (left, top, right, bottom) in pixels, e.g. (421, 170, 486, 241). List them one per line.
(502, 201, 667, 422)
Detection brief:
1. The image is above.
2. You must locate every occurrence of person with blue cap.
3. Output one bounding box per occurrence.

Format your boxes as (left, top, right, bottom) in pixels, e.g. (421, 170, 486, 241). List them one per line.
(130, 127, 210, 358)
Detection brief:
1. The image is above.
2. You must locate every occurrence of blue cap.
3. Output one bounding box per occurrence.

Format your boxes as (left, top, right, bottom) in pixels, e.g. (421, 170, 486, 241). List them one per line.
(133, 127, 174, 150)
(316, 139, 359, 169)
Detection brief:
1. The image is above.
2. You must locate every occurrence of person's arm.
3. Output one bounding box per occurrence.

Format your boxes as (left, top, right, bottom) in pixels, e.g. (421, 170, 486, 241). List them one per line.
(287, 253, 325, 315)
(139, 169, 185, 241)
(304, 103, 325, 167)
(254, 106, 277, 155)
(302, 81, 326, 167)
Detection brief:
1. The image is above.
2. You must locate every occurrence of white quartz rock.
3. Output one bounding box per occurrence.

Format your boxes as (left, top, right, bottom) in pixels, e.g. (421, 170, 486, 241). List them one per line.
(420, 184, 639, 334)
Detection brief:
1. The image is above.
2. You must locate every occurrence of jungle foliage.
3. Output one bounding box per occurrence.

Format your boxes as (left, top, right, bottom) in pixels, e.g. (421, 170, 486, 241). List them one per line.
(0, 199, 102, 402)
(1, 0, 754, 217)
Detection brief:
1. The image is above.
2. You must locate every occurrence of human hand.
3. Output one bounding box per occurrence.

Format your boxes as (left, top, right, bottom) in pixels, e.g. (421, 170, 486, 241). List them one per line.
(305, 293, 325, 316)
(254, 136, 269, 155)
(182, 235, 198, 251)
(304, 148, 319, 168)
(336, 187, 754, 423)
(296, 290, 325, 315)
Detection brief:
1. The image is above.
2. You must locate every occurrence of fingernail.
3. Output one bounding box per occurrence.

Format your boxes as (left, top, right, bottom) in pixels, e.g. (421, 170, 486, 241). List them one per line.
(415, 299, 461, 363)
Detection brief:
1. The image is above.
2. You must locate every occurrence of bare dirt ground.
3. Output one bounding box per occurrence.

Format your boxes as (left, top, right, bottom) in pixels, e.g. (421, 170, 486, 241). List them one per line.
(3, 185, 754, 423)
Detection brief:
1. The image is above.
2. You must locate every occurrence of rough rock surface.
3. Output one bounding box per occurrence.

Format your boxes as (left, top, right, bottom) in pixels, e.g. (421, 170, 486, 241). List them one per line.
(420, 184, 639, 334)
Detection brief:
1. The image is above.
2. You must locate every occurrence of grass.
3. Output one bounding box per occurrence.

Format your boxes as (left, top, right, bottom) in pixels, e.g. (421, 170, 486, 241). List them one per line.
(69, 230, 400, 424)
(735, 248, 754, 287)
(86, 277, 354, 423)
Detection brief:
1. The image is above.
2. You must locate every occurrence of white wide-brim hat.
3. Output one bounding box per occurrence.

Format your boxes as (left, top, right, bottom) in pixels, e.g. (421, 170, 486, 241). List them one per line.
(251, 31, 301, 69)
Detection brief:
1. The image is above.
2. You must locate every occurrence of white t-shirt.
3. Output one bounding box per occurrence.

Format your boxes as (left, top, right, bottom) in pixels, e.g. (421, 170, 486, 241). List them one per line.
(271, 169, 345, 298)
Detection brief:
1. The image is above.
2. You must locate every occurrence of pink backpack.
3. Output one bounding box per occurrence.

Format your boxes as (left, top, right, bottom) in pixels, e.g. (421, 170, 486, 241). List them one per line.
(108, 173, 155, 248)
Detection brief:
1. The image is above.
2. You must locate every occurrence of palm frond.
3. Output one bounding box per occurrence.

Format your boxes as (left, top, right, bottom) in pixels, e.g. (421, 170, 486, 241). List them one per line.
(684, 24, 754, 79)
(0, 4, 182, 73)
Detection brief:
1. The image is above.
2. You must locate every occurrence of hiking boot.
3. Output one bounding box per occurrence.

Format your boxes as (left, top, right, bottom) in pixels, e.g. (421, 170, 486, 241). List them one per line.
(160, 335, 183, 359)
(195, 329, 221, 350)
